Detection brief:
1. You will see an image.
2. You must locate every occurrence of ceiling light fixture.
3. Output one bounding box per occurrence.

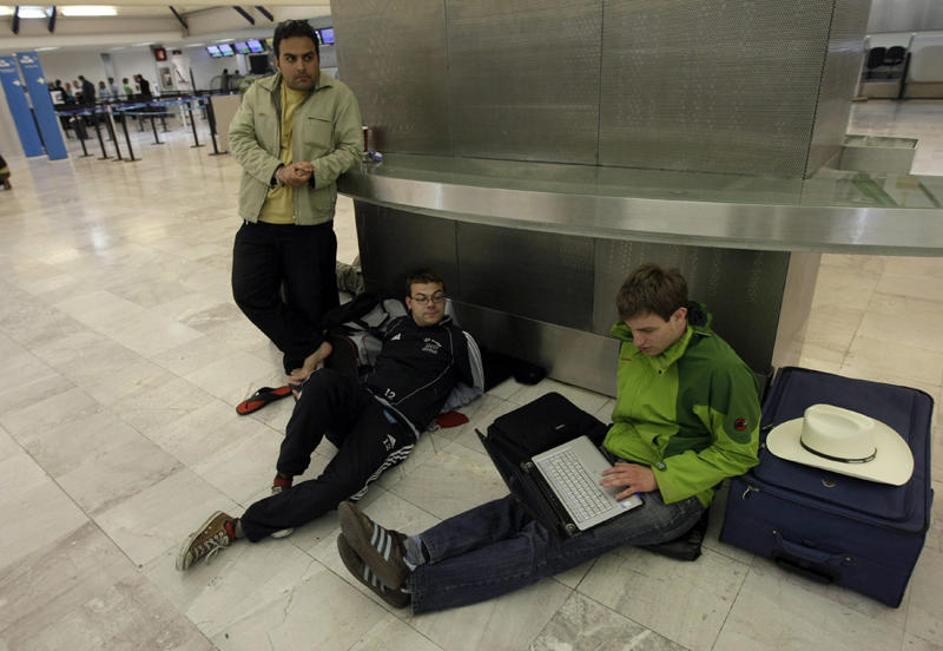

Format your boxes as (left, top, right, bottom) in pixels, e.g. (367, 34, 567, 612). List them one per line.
(16, 6, 51, 19)
(0, 7, 14, 16)
(35, 46, 61, 51)
(61, 6, 118, 17)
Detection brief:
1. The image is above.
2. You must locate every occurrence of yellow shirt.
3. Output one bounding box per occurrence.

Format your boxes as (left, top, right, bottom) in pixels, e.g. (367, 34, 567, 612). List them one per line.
(258, 83, 310, 224)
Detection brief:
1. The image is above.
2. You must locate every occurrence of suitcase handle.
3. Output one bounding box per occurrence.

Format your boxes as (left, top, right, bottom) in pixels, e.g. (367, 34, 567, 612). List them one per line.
(771, 530, 850, 584)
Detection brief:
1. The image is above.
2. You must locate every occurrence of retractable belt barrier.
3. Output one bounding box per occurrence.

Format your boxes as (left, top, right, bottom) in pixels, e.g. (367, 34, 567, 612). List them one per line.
(54, 93, 235, 162)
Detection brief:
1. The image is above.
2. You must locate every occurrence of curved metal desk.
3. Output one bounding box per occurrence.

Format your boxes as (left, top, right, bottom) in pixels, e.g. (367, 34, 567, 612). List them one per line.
(339, 154, 943, 255)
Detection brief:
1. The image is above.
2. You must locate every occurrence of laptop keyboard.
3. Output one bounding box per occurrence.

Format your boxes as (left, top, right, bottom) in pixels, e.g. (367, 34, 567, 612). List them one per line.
(540, 449, 612, 523)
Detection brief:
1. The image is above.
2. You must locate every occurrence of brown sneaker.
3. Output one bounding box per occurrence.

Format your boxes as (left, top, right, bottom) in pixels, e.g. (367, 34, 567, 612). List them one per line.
(175, 511, 236, 571)
(337, 534, 410, 609)
(338, 501, 409, 589)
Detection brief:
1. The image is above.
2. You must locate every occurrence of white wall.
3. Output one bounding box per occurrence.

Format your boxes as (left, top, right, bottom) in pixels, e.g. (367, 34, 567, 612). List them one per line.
(39, 50, 108, 86)
(111, 48, 159, 94)
(187, 46, 238, 89)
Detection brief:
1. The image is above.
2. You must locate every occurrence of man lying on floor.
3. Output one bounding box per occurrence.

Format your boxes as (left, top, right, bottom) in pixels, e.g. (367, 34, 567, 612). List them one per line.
(177, 269, 483, 571)
(336, 263, 761, 612)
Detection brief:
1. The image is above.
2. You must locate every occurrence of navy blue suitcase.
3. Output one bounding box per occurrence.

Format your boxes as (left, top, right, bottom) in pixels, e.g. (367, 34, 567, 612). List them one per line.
(720, 366, 933, 607)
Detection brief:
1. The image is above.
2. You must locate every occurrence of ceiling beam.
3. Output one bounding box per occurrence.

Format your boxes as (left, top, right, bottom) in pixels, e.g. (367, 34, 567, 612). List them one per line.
(47, 5, 57, 33)
(169, 6, 188, 33)
(255, 5, 273, 21)
(232, 6, 255, 25)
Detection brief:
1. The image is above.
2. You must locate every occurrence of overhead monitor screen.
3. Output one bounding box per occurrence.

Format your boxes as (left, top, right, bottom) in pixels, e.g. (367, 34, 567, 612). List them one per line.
(320, 27, 334, 45)
(206, 45, 222, 58)
(234, 41, 250, 54)
(218, 43, 235, 56)
(247, 38, 266, 53)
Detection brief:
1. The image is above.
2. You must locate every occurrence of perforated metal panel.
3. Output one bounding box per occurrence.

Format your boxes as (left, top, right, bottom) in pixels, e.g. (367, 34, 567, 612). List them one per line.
(333, 0, 451, 155)
(355, 202, 459, 295)
(805, 0, 870, 176)
(598, 0, 832, 177)
(457, 223, 595, 330)
(446, 0, 603, 164)
(593, 240, 791, 373)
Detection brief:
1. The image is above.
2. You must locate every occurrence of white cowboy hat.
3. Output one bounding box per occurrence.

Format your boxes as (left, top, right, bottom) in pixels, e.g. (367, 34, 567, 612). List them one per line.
(766, 404, 913, 486)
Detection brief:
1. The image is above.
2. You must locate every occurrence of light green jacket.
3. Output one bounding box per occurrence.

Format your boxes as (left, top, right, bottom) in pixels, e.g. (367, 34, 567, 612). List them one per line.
(229, 71, 362, 224)
(603, 304, 760, 507)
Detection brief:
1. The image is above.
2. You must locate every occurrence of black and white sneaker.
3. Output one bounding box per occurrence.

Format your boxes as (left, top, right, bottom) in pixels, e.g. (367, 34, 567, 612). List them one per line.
(337, 534, 410, 609)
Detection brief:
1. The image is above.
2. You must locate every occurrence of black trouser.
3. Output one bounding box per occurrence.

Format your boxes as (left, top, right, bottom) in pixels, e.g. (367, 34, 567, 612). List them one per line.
(231, 220, 339, 374)
(240, 369, 416, 542)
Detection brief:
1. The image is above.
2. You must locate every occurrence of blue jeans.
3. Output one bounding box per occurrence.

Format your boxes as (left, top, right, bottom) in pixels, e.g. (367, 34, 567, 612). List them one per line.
(409, 492, 704, 613)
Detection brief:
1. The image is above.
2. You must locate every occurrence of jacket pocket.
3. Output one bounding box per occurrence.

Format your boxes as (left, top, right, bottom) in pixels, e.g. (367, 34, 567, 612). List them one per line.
(253, 111, 278, 155)
(302, 114, 333, 153)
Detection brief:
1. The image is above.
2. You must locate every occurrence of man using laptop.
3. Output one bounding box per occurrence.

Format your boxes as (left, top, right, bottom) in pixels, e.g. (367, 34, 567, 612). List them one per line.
(335, 263, 761, 611)
(176, 270, 484, 571)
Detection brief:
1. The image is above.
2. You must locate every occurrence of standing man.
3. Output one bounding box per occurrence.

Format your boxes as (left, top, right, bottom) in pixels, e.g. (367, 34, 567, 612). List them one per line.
(78, 75, 96, 105)
(336, 264, 761, 612)
(176, 271, 484, 571)
(135, 74, 152, 99)
(229, 19, 362, 384)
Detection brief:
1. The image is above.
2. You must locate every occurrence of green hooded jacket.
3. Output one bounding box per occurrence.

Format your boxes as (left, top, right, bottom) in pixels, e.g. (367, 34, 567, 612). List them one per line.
(603, 304, 760, 507)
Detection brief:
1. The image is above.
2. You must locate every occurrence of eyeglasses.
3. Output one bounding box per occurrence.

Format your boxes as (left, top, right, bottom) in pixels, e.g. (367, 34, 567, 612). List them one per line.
(411, 292, 447, 305)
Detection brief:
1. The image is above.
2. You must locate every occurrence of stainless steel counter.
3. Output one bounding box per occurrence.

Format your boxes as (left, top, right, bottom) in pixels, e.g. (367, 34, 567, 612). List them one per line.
(338, 155, 943, 255)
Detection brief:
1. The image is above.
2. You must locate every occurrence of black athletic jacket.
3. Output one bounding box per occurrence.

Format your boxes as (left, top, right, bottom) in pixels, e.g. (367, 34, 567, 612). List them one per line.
(364, 315, 483, 432)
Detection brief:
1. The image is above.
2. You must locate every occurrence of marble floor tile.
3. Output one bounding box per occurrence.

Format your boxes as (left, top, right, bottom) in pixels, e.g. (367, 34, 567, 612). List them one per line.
(0, 385, 103, 443)
(811, 265, 881, 311)
(183, 351, 278, 406)
(857, 293, 943, 353)
(0, 351, 74, 414)
(0, 424, 20, 462)
(386, 441, 509, 521)
(15, 409, 146, 478)
(52, 289, 147, 330)
(108, 374, 217, 436)
(144, 538, 324, 639)
(145, 399, 273, 467)
(0, 453, 89, 572)
(95, 468, 242, 567)
(578, 547, 749, 651)
(801, 304, 865, 354)
(842, 334, 943, 387)
(55, 434, 183, 515)
(209, 563, 390, 651)
(905, 634, 943, 651)
(531, 591, 686, 651)
(406, 577, 572, 651)
(190, 428, 285, 505)
(100, 311, 205, 359)
(0, 523, 212, 651)
(349, 614, 443, 651)
(876, 273, 943, 304)
(905, 546, 943, 645)
(714, 559, 906, 651)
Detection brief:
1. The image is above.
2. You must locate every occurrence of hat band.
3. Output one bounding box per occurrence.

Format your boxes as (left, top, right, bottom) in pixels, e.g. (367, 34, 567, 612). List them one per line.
(800, 440, 876, 464)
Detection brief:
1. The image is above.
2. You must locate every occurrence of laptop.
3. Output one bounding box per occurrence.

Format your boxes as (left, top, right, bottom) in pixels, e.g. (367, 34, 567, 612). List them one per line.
(479, 429, 643, 535)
